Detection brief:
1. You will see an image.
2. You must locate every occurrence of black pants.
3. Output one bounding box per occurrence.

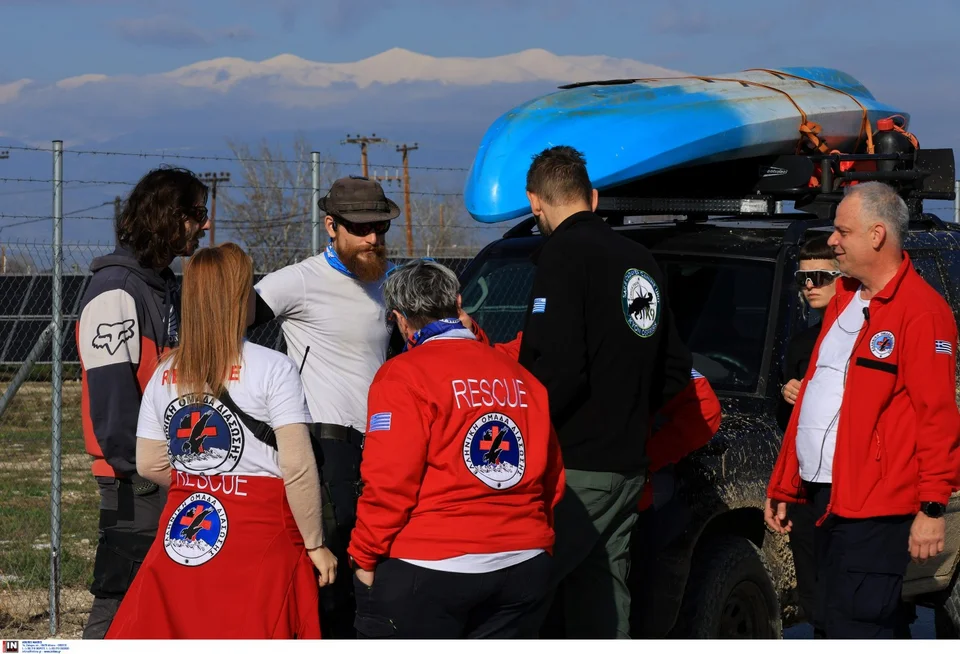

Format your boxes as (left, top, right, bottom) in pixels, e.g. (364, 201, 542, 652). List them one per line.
(799, 482, 915, 639)
(83, 476, 166, 639)
(312, 427, 364, 639)
(788, 482, 830, 637)
(353, 554, 552, 638)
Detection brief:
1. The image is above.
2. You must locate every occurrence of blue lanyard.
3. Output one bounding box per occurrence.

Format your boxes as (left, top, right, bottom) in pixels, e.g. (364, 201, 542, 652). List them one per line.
(406, 318, 472, 351)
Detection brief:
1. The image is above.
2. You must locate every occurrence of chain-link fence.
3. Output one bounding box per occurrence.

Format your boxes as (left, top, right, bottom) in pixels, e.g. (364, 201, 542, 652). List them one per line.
(0, 236, 477, 639)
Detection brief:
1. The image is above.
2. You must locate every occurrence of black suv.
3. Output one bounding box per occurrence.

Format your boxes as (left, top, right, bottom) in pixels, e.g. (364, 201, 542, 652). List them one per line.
(455, 151, 960, 638)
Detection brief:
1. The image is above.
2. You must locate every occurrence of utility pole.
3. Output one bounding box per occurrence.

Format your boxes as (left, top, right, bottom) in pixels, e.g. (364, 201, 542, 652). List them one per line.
(397, 143, 419, 256)
(371, 168, 400, 188)
(199, 171, 231, 246)
(113, 196, 122, 221)
(342, 134, 387, 178)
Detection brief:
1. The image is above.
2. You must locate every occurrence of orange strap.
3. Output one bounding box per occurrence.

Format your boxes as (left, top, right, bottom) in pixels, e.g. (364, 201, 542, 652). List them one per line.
(621, 70, 876, 155)
(744, 68, 875, 154)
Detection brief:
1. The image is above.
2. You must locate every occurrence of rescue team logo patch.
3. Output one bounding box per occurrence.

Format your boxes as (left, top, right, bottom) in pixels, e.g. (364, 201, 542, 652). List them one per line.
(164, 394, 244, 474)
(621, 269, 660, 338)
(463, 413, 526, 490)
(164, 493, 228, 567)
(869, 331, 895, 359)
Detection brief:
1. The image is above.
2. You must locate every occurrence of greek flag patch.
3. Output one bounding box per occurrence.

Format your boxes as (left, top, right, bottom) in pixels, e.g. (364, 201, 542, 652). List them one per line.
(369, 412, 392, 432)
(691, 369, 704, 379)
(935, 340, 953, 356)
(532, 297, 547, 314)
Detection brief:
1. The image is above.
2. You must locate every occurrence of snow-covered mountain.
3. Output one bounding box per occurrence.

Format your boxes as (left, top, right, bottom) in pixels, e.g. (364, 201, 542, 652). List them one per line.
(159, 48, 683, 90)
(1, 48, 682, 101)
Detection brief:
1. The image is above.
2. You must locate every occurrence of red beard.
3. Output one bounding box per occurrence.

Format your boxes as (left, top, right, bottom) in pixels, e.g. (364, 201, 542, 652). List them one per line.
(339, 242, 388, 283)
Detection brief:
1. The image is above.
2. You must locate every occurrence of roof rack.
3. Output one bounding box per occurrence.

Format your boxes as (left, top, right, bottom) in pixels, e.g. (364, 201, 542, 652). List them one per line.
(500, 148, 955, 239)
(594, 148, 955, 224)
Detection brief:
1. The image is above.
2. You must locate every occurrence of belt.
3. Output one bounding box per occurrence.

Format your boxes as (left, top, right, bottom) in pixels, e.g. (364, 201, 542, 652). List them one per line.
(312, 423, 365, 447)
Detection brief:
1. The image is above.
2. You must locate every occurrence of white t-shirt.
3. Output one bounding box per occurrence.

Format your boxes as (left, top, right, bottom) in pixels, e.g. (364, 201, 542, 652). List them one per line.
(137, 340, 313, 478)
(254, 253, 392, 431)
(796, 288, 871, 484)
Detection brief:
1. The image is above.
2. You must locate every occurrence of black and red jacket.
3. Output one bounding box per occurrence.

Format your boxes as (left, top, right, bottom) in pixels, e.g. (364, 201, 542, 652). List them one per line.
(495, 333, 721, 510)
(768, 252, 960, 519)
(76, 247, 180, 478)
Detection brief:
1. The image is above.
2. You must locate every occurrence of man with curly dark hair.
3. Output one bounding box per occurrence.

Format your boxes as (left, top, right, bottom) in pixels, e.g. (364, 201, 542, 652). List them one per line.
(76, 166, 209, 638)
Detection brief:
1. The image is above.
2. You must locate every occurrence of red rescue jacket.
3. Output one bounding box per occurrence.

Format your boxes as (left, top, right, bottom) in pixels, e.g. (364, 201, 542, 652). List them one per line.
(767, 252, 960, 519)
(638, 370, 722, 510)
(348, 330, 565, 571)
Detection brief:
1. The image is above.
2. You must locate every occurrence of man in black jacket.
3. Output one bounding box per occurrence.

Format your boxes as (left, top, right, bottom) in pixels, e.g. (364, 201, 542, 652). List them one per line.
(517, 146, 692, 638)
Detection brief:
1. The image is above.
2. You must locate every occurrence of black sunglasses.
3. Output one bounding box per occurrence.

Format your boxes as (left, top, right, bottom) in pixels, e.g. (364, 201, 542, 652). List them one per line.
(335, 216, 391, 237)
(794, 269, 841, 288)
(186, 205, 208, 222)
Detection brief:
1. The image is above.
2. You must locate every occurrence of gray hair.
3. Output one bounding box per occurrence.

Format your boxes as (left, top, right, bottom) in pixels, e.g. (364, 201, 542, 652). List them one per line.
(383, 259, 460, 328)
(845, 181, 910, 246)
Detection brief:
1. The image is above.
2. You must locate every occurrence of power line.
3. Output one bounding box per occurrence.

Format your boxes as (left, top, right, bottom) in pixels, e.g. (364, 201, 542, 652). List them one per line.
(342, 134, 389, 178)
(0, 176, 462, 197)
(0, 143, 470, 172)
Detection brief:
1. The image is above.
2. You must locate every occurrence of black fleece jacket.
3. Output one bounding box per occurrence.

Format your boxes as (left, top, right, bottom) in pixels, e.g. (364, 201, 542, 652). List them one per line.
(517, 211, 692, 474)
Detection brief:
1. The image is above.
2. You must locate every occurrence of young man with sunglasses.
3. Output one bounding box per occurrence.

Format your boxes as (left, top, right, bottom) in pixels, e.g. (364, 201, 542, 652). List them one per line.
(774, 234, 841, 638)
(250, 175, 402, 637)
(77, 167, 209, 638)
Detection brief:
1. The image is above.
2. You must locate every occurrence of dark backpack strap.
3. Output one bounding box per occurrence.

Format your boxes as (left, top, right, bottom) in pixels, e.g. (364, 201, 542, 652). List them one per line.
(217, 390, 278, 450)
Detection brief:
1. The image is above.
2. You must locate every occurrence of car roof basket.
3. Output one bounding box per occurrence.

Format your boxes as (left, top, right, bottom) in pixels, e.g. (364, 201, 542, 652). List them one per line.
(594, 148, 954, 222)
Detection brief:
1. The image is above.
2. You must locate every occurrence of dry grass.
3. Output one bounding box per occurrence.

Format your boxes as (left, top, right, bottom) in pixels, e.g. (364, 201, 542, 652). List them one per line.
(0, 380, 96, 638)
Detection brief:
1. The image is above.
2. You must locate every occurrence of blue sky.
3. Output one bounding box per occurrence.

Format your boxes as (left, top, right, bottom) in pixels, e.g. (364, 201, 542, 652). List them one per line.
(1, 0, 956, 84)
(0, 0, 957, 243)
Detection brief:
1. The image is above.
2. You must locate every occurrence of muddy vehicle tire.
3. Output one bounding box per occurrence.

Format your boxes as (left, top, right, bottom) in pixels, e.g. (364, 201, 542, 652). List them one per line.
(672, 536, 782, 638)
(934, 574, 960, 638)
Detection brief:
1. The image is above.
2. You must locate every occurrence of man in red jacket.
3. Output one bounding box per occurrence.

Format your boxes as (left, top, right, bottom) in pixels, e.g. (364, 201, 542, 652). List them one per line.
(347, 260, 566, 638)
(764, 182, 960, 638)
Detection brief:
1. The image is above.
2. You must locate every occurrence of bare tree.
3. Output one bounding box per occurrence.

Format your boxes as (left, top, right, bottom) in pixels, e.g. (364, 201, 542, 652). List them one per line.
(218, 134, 341, 272)
(396, 189, 481, 259)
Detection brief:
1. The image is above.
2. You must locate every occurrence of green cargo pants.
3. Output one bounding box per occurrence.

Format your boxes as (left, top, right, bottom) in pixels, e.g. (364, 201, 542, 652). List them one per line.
(533, 469, 646, 639)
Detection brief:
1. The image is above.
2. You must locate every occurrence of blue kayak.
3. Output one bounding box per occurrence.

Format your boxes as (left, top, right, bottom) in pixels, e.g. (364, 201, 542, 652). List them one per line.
(464, 67, 910, 223)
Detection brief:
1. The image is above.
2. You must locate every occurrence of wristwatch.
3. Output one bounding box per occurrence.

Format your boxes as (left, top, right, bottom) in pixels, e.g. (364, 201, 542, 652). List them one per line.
(920, 501, 947, 518)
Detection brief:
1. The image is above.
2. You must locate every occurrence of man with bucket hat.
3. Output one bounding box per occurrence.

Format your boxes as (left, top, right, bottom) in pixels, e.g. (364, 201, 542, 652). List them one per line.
(250, 176, 401, 637)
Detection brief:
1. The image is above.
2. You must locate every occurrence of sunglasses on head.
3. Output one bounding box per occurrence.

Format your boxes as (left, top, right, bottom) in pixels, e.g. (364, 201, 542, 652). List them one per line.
(794, 269, 841, 288)
(335, 216, 391, 237)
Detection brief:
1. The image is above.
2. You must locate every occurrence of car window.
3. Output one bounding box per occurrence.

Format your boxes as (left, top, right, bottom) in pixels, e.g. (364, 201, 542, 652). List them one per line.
(661, 258, 774, 393)
(460, 257, 537, 343)
(459, 251, 774, 394)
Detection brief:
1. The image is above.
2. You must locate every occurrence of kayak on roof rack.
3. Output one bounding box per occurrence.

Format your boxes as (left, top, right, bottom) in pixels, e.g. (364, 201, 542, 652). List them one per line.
(463, 66, 911, 223)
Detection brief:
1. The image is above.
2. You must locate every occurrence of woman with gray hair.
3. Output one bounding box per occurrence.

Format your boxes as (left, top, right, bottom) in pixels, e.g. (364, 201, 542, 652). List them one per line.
(347, 259, 566, 638)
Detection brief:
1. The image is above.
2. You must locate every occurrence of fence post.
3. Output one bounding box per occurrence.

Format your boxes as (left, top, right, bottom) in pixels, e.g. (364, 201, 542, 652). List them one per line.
(311, 151, 321, 256)
(49, 139, 64, 636)
(954, 179, 959, 223)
